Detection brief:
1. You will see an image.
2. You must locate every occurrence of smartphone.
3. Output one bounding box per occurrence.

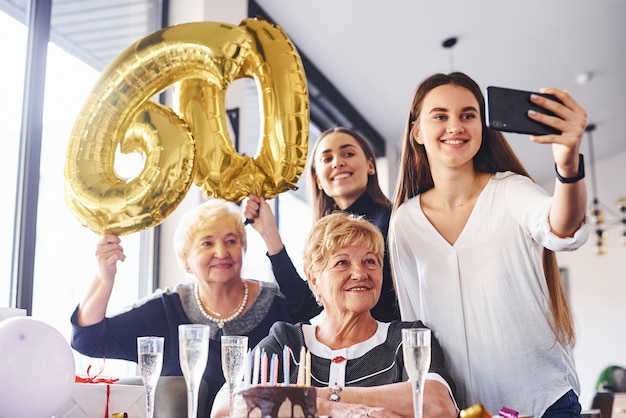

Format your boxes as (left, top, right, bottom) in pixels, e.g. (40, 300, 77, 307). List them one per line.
(485, 86, 562, 136)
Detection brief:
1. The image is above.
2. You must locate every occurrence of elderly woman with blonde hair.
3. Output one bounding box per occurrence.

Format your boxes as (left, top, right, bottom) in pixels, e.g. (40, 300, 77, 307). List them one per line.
(212, 212, 457, 418)
(71, 198, 295, 414)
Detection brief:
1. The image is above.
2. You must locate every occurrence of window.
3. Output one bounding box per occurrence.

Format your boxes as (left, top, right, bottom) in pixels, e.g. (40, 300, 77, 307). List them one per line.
(2, 1, 160, 376)
(30, 27, 144, 376)
(0, 11, 26, 306)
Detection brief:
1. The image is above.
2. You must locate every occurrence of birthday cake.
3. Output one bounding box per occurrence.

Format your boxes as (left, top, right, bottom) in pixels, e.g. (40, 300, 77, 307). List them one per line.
(231, 386, 317, 418)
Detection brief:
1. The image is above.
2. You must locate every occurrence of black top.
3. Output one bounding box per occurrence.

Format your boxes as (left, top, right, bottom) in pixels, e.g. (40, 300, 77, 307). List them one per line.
(269, 192, 400, 322)
(257, 320, 456, 398)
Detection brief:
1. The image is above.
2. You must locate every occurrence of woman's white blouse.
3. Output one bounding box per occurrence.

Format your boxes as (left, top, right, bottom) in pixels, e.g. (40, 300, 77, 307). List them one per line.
(389, 172, 589, 417)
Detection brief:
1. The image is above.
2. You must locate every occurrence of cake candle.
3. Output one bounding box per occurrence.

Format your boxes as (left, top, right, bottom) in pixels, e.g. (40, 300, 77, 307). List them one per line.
(261, 350, 268, 385)
(252, 346, 260, 386)
(270, 353, 279, 386)
(244, 348, 252, 386)
(296, 346, 306, 386)
(305, 349, 311, 386)
(282, 345, 290, 386)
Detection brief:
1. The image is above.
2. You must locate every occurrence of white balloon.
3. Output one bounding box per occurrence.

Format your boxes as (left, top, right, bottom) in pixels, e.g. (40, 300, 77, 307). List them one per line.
(0, 317, 75, 418)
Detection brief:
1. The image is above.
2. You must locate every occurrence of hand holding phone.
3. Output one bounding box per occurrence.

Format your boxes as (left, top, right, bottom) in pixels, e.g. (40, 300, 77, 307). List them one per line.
(485, 86, 563, 136)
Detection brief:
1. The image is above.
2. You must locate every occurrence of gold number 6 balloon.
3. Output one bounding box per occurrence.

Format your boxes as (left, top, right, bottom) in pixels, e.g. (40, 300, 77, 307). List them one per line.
(64, 18, 309, 236)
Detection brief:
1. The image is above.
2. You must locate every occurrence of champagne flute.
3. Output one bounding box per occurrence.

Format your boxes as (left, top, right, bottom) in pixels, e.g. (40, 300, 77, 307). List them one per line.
(179, 324, 210, 418)
(402, 328, 431, 418)
(221, 335, 248, 398)
(137, 336, 164, 418)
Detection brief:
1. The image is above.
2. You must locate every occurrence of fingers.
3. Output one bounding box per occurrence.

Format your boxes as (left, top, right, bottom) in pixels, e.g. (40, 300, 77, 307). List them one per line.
(540, 87, 586, 116)
(99, 233, 121, 245)
(529, 89, 587, 132)
(527, 89, 587, 146)
(243, 195, 262, 221)
(97, 235, 123, 255)
(96, 234, 126, 265)
(244, 195, 276, 223)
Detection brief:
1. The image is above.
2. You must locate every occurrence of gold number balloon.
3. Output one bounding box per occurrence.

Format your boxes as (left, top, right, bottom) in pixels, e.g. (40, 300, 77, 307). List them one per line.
(64, 18, 309, 235)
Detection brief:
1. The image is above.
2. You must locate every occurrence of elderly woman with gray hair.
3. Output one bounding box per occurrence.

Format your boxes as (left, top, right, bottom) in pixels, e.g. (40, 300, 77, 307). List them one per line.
(212, 212, 457, 418)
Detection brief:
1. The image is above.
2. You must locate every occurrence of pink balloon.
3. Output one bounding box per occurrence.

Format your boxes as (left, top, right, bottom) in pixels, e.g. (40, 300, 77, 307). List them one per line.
(0, 317, 75, 418)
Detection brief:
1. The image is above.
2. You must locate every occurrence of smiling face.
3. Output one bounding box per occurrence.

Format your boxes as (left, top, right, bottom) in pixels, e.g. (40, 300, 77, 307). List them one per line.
(312, 131, 375, 209)
(303, 212, 385, 319)
(309, 243, 382, 317)
(413, 83, 483, 170)
(184, 217, 243, 285)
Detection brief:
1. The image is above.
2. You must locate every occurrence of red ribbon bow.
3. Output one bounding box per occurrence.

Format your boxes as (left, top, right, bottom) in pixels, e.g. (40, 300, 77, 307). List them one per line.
(74, 357, 119, 418)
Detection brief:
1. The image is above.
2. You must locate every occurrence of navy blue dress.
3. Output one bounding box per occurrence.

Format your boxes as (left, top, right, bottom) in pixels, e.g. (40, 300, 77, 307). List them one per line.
(71, 281, 295, 416)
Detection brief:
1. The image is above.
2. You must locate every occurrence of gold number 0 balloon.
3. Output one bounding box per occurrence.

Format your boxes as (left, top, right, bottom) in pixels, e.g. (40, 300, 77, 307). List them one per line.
(64, 18, 309, 235)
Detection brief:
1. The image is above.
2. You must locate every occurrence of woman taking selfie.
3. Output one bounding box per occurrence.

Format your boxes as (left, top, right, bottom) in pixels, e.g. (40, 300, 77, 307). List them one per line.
(389, 72, 589, 417)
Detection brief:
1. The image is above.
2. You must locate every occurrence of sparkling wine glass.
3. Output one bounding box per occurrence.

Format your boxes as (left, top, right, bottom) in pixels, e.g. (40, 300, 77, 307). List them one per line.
(221, 335, 248, 399)
(402, 328, 431, 418)
(137, 336, 164, 418)
(179, 324, 210, 418)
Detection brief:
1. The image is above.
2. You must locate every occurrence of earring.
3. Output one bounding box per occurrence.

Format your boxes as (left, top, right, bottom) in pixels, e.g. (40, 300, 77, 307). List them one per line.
(369, 170, 375, 175)
(314, 293, 323, 307)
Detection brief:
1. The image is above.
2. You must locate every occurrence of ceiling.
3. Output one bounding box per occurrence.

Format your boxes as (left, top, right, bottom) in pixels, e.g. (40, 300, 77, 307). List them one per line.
(3, 0, 624, 188)
(254, 0, 626, 186)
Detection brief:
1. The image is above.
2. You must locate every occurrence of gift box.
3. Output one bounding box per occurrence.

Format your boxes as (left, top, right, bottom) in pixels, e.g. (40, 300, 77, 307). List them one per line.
(55, 382, 146, 418)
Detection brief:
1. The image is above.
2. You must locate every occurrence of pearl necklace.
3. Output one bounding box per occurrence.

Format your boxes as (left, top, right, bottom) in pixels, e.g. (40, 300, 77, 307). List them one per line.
(195, 281, 249, 329)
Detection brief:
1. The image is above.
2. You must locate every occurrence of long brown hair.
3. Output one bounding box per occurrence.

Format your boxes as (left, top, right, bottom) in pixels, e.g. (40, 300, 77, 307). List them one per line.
(392, 72, 574, 345)
(307, 127, 391, 221)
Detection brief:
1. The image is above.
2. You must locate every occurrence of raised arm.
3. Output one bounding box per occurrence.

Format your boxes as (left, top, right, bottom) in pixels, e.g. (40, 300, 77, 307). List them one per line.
(243, 194, 286, 256)
(75, 234, 125, 326)
(527, 88, 587, 237)
(243, 195, 321, 322)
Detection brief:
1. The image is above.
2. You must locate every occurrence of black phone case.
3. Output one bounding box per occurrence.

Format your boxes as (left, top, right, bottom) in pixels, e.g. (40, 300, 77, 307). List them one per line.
(485, 86, 562, 136)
